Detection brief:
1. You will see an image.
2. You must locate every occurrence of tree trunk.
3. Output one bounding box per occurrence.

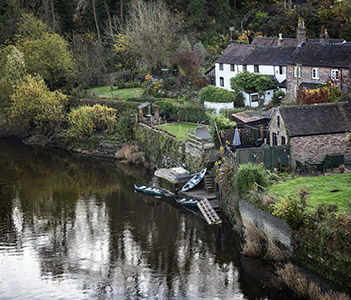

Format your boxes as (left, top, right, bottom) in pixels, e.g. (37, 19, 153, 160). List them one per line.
(91, 0, 101, 43)
(104, 0, 113, 38)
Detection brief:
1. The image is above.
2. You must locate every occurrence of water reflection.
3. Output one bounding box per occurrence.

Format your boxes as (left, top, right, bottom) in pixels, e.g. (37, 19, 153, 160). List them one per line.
(0, 139, 292, 299)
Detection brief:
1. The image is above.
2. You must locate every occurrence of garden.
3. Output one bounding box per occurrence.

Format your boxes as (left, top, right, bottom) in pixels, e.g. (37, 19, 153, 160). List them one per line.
(155, 122, 206, 142)
(87, 85, 144, 100)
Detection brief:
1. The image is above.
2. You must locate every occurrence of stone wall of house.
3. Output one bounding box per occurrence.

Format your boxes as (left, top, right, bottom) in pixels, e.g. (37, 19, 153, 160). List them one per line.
(268, 108, 289, 146)
(290, 133, 350, 163)
(286, 64, 350, 102)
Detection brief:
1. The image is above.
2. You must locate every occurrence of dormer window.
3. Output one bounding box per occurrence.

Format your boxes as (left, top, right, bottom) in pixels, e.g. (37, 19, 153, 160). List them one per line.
(254, 65, 259, 73)
(312, 68, 319, 79)
(230, 64, 235, 72)
(219, 63, 223, 71)
(331, 69, 339, 80)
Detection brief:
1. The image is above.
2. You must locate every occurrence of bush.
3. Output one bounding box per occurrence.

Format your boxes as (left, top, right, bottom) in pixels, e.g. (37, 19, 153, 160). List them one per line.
(271, 89, 285, 107)
(234, 163, 268, 192)
(234, 163, 269, 192)
(234, 91, 245, 107)
(66, 104, 117, 138)
(270, 196, 303, 229)
(199, 85, 236, 103)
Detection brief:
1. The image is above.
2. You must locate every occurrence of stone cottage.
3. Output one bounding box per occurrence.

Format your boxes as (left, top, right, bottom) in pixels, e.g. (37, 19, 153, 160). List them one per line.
(268, 102, 351, 163)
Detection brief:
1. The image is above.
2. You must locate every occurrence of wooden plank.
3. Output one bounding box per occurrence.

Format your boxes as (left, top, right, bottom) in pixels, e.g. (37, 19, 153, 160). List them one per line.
(197, 198, 222, 225)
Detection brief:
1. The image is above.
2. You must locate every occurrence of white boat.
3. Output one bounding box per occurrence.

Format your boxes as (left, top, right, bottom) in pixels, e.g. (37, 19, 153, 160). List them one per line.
(181, 168, 207, 192)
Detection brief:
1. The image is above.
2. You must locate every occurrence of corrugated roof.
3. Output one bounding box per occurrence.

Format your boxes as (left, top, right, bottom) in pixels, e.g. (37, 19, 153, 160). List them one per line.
(280, 102, 351, 137)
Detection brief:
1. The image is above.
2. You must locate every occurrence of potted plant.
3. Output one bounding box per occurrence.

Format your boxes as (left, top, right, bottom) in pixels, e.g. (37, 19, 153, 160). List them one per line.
(339, 164, 345, 173)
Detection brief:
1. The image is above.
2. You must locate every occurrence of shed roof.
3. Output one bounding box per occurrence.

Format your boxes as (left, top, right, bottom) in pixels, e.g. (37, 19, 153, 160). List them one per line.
(280, 102, 351, 137)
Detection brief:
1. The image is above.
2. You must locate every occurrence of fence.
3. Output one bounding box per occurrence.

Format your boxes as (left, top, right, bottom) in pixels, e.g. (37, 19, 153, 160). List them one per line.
(187, 129, 214, 152)
(235, 145, 291, 169)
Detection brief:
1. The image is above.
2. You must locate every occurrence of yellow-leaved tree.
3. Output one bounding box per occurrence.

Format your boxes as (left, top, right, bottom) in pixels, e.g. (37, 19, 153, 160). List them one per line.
(15, 14, 76, 90)
(8, 75, 67, 132)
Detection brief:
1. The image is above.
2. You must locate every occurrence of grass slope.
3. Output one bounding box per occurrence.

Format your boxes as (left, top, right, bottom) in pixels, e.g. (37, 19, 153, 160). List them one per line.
(87, 86, 143, 100)
(155, 122, 204, 141)
(269, 174, 351, 212)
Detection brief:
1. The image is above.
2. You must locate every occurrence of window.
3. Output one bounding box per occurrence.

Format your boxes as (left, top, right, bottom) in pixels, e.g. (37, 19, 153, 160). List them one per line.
(277, 116, 280, 128)
(294, 65, 301, 78)
(331, 69, 339, 80)
(279, 66, 283, 75)
(312, 68, 319, 79)
(251, 94, 259, 102)
(243, 65, 247, 71)
(281, 136, 286, 145)
(219, 77, 224, 87)
(219, 63, 223, 71)
(273, 133, 277, 146)
(254, 65, 259, 73)
(230, 64, 235, 72)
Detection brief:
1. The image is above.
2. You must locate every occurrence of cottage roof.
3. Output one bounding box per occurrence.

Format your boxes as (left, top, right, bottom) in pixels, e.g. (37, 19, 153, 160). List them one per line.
(251, 37, 343, 47)
(216, 44, 295, 66)
(288, 43, 351, 68)
(280, 102, 351, 137)
(232, 109, 274, 124)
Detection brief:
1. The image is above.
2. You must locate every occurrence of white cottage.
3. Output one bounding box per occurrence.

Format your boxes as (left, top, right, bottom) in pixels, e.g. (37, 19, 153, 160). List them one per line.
(215, 43, 295, 107)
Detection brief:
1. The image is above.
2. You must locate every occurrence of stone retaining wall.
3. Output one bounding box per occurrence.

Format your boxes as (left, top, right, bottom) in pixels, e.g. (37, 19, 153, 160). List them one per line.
(239, 200, 292, 249)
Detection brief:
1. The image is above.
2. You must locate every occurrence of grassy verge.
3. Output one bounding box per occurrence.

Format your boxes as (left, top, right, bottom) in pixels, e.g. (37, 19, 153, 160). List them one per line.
(87, 86, 144, 100)
(155, 122, 204, 142)
(269, 173, 351, 212)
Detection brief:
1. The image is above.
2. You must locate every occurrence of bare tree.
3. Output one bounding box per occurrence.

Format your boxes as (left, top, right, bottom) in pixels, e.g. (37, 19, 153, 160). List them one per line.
(123, 0, 183, 71)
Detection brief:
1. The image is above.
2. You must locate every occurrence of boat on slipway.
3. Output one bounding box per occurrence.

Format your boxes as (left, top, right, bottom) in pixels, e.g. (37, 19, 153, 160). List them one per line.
(181, 168, 207, 192)
(175, 197, 198, 207)
(134, 184, 164, 197)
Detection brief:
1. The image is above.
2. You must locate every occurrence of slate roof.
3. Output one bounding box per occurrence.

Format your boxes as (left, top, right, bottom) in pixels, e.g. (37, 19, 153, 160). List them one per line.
(288, 43, 351, 68)
(251, 37, 343, 47)
(280, 102, 351, 137)
(216, 44, 295, 66)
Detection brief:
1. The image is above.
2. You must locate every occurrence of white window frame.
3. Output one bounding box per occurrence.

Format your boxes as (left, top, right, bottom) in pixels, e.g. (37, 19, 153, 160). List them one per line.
(312, 68, 319, 79)
(230, 64, 235, 72)
(243, 65, 247, 72)
(279, 66, 283, 75)
(219, 63, 224, 71)
(219, 77, 224, 87)
(294, 65, 301, 78)
(331, 69, 339, 80)
(254, 65, 259, 73)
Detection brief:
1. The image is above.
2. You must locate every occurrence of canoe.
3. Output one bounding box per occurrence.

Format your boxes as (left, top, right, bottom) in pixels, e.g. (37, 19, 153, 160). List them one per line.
(175, 197, 198, 207)
(134, 184, 164, 197)
(181, 168, 207, 192)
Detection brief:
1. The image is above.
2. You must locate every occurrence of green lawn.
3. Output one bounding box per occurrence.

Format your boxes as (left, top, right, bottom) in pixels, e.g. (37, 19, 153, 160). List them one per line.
(269, 173, 351, 212)
(87, 86, 144, 100)
(155, 122, 205, 141)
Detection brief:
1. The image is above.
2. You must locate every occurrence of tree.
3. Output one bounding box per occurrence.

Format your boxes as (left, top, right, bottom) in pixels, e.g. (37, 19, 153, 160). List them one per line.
(8, 75, 67, 132)
(15, 14, 76, 90)
(123, 0, 183, 71)
(171, 51, 200, 79)
(230, 71, 276, 105)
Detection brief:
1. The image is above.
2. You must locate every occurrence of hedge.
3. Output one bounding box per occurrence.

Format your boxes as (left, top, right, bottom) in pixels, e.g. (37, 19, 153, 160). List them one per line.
(199, 85, 236, 103)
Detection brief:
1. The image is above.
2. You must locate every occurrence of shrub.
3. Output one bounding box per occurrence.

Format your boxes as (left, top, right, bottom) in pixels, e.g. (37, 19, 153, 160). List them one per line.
(271, 89, 285, 106)
(199, 85, 236, 103)
(8, 75, 67, 132)
(234, 163, 269, 192)
(270, 196, 303, 229)
(66, 104, 117, 138)
(234, 91, 245, 107)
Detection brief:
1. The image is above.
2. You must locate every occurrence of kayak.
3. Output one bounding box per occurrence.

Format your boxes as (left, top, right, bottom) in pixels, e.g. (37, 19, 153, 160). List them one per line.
(181, 168, 207, 192)
(134, 184, 164, 197)
(175, 197, 198, 207)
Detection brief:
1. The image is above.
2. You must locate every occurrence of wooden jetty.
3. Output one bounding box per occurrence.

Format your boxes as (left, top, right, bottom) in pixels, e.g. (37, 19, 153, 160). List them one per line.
(197, 198, 222, 225)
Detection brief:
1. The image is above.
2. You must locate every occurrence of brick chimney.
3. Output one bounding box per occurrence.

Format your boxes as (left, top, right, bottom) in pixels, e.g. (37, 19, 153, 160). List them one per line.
(297, 18, 306, 45)
(278, 33, 284, 46)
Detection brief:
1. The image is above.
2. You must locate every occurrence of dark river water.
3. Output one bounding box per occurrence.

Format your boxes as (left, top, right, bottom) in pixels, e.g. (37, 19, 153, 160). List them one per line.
(0, 138, 295, 300)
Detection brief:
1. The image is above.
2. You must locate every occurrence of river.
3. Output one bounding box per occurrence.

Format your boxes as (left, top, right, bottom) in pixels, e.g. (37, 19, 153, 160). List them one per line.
(0, 138, 295, 300)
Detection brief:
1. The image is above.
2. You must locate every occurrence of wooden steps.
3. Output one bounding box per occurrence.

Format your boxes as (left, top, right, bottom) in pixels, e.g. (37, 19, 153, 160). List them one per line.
(197, 199, 222, 225)
(204, 174, 215, 193)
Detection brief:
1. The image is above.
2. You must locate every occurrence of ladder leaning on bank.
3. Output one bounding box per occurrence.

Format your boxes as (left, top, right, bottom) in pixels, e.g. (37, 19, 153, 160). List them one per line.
(197, 198, 222, 225)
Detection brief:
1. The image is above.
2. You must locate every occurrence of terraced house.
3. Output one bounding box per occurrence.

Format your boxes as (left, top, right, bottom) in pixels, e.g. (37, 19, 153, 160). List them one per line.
(215, 19, 350, 106)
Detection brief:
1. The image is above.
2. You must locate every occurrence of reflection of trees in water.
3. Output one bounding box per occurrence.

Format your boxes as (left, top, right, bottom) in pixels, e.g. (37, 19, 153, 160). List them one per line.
(1, 139, 288, 299)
